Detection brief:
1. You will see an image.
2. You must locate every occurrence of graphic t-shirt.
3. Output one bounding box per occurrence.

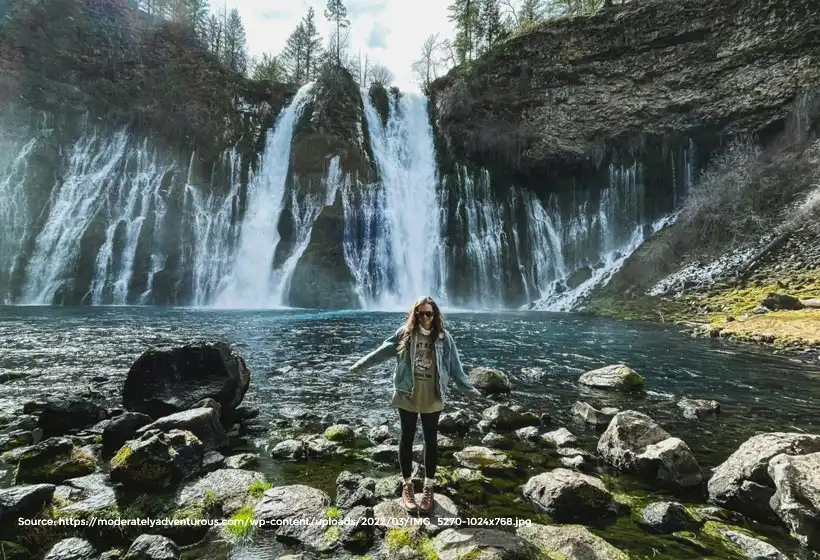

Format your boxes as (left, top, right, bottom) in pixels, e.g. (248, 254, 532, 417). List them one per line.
(392, 331, 443, 413)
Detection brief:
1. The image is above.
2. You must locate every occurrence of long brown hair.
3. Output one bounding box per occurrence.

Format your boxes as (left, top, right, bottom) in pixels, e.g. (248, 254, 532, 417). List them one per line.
(397, 296, 444, 357)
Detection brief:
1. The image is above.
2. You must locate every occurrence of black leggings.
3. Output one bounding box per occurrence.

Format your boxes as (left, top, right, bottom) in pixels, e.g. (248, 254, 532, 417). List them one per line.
(398, 408, 441, 480)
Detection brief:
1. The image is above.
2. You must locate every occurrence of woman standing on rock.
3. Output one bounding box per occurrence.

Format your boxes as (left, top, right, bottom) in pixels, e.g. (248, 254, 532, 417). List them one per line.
(349, 296, 481, 514)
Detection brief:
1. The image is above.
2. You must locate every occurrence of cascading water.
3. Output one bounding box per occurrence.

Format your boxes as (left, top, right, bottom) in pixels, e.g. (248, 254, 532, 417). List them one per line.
(213, 83, 314, 308)
(349, 91, 446, 309)
(0, 137, 37, 304)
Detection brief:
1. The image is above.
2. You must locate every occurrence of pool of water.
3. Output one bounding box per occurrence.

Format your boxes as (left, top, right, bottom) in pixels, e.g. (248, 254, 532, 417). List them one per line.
(2, 306, 818, 558)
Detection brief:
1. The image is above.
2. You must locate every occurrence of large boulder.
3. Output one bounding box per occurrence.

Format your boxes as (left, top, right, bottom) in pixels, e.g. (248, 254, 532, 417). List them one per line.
(453, 446, 514, 471)
(11, 437, 96, 485)
(0, 483, 55, 526)
(432, 528, 546, 560)
(517, 523, 629, 559)
(522, 469, 614, 523)
(707, 432, 820, 522)
(110, 430, 203, 490)
(768, 452, 820, 550)
(54, 474, 117, 517)
(578, 365, 644, 390)
(481, 404, 539, 431)
(469, 366, 513, 394)
(136, 408, 228, 451)
(176, 469, 265, 517)
(122, 342, 250, 419)
(597, 411, 702, 488)
(640, 502, 700, 534)
(253, 485, 335, 553)
(43, 538, 99, 560)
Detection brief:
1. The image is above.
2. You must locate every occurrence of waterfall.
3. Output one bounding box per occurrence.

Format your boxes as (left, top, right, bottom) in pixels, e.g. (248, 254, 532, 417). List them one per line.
(0, 137, 37, 304)
(212, 83, 314, 308)
(349, 91, 445, 309)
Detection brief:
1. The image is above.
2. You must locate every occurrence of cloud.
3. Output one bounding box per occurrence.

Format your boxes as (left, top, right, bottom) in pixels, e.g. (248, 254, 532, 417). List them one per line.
(346, 0, 389, 18)
(366, 21, 389, 49)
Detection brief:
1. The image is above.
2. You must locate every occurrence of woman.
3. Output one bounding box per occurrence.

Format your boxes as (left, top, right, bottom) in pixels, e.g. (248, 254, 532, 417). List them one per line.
(349, 296, 481, 514)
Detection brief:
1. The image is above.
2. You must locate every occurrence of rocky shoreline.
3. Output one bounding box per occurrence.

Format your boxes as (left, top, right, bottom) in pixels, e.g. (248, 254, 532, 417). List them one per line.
(1, 346, 818, 560)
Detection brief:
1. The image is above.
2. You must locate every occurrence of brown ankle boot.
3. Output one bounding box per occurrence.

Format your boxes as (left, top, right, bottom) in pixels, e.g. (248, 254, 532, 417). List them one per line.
(401, 482, 418, 512)
(419, 484, 434, 513)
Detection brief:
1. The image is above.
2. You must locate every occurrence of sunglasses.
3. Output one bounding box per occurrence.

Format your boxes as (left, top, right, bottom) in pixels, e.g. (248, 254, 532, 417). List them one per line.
(416, 311, 434, 318)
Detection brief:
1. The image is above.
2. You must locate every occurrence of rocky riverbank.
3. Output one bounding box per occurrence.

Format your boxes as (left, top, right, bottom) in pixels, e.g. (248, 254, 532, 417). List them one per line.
(2, 345, 818, 559)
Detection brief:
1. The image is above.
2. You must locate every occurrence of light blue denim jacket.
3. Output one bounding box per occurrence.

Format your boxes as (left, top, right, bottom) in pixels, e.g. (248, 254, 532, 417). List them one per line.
(351, 326, 480, 402)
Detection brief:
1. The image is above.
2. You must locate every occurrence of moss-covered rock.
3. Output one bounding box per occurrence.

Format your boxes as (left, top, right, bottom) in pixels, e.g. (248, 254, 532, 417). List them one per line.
(12, 438, 96, 484)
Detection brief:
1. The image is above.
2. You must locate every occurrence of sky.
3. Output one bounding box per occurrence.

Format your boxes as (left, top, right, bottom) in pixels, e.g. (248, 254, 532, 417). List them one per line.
(224, 0, 458, 92)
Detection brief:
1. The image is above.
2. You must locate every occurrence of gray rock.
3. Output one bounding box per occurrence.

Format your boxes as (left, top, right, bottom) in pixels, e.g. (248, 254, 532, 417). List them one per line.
(523, 469, 614, 523)
(640, 502, 700, 533)
(54, 474, 116, 516)
(374, 475, 403, 499)
(469, 366, 513, 394)
(678, 398, 721, 420)
(367, 424, 394, 445)
(201, 450, 225, 473)
(224, 453, 257, 470)
(11, 437, 96, 484)
(35, 399, 108, 439)
(517, 523, 629, 559)
(718, 527, 788, 560)
(481, 404, 539, 431)
(335, 471, 377, 509)
(110, 429, 203, 490)
(597, 410, 702, 488)
(0, 483, 55, 525)
(323, 424, 355, 445)
(338, 505, 376, 553)
(271, 439, 306, 460)
(123, 534, 180, 559)
(453, 446, 513, 470)
(136, 408, 228, 451)
(515, 426, 541, 442)
(362, 444, 399, 464)
(438, 410, 472, 436)
(122, 342, 250, 419)
(768, 451, 820, 550)
(373, 493, 459, 535)
(578, 364, 644, 390)
(542, 428, 577, 447)
(433, 528, 544, 560)
(176, 469, 265, 516)
(253, 485, 334, 553)
(43, 537, 99, 560)
(708, 432, 820, 522)
(481, 432, 514, 449)
(572, 401, 616, 426)
(101, 413, 152, 458)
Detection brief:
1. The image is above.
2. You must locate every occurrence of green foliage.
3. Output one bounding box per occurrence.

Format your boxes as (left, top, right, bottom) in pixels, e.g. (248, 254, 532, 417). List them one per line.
(226, 505, 255, 540)
(324, 0, 349, 66)
(251, 53, 283, 82)
(325, 506, 341, 519)
(280, 8, 324, 84)
(248, 480, 272, 498)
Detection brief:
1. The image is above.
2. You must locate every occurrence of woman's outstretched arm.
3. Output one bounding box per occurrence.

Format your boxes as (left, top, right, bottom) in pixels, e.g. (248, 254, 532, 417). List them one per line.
(349, 326, 403, 372)
(446, 332, 481, 396)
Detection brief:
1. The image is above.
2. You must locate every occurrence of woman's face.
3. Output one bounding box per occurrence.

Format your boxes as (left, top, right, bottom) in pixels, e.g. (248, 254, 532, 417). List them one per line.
(416, 303, 435, 330)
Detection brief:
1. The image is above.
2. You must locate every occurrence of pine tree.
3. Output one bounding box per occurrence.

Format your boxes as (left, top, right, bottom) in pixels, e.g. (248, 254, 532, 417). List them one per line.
(170, 0, 209, 36)
(204, 13, 223, 56)
(478, 0, 505, 53)
(324, 0, 349, 66)
(519, 0, 543, 23)
(252, 53, 284, 82)
(223, 8, 248, 74)
(447, 0, 480, 64)
(281, 22, 307, 83)
(301, 7, 323, 81)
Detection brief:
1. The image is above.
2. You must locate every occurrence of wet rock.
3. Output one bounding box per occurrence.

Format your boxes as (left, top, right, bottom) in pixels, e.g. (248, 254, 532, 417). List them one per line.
(33, 399, 108, 439)
(123, 534, 179, 559)
(691, 506, 749, 526)
(110, 430, 203, 490)
(598, 410, 702, 488)
(572, 401, 617, 426)
(437, 434, 457, 450)
(523, 469, 614, 523)
(515, 426, 541, 443)
(481, 404, 539, 431)
(761, 293, 804, 311)
(706, 523, 788, 560)
(177, 468, 264, 517)
(323, 424, 355, 445)
(367, 424, 394, 444)
(43, 537, 99, 560)
(338, 505, 376, 553)
(0, 430, 41, 453)
(271, 439, 306, 460)
(54, 474, 116, 516)
(768, 451, 820, 550)
(453, 446, 513, 470)
(707, 432, 820, 522)
(677, 398, 721, 420)
(374, 492, 459, 535)
(481, 432, 514, 450)
(303, 435, 343, 458)
(469, 366, 513, 394)
(0, 483, 55, 525)
(432, 528, 544, 560)
(438, 410, 472, 436)
(578, 364, 644, 390)
(253, 485, 334, 552)
(12, 437, 96, 484)
(640, 502, 700, 533)
(224, 453, 257, 470)
(201, 450, 225, 473)
(362, 444, 399, 464)
(517, 523, 629, 559)
(542, 428, 578, 447)
(101, 413, 153, 458)
(122, 342, 250, 419)
(374, 475, 403, 499)
(335, 471, 376, 509)
(136, 408, 228, 451)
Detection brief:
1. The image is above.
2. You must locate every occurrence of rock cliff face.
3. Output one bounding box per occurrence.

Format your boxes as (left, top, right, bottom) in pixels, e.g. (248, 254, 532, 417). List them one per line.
(428, 0, 820, 183)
